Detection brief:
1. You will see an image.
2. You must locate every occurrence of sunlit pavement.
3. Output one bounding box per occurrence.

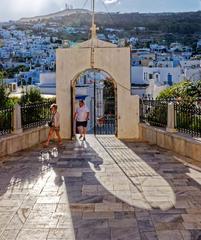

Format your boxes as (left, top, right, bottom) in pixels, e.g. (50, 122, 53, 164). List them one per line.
(0, 135, 201, 240)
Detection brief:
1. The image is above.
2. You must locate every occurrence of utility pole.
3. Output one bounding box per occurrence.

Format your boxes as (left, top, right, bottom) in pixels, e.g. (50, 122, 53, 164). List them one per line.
(90, 0, 99, 133)
(91, 0, 98, 39)
(90, 0, 99, 68)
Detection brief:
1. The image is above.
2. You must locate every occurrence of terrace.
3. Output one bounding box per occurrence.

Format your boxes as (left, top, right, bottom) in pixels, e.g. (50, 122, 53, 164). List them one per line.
(0, 100, 201, 239)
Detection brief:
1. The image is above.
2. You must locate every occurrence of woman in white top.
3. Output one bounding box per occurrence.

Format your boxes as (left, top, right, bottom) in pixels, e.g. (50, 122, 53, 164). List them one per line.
(74, 100, 89, 141)
(44, 103, 62, 147)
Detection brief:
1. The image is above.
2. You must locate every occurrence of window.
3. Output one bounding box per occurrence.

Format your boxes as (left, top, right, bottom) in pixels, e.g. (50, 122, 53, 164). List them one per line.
(149, 74, 153, 79)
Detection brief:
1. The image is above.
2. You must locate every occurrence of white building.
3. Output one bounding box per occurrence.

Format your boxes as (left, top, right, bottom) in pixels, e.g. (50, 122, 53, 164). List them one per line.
(132, 66, 181, 86)
(37, 72, 56, 95)
(131, 59, 201, 98)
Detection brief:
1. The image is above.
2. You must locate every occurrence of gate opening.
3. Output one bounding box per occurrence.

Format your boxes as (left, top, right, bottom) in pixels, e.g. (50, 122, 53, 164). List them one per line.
(72, 69, 117, 136)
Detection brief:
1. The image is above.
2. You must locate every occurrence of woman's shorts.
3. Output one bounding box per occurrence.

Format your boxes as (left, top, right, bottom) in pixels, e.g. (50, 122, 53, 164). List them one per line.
(76, 121, 88, 128)
(51, 126, 60, 131)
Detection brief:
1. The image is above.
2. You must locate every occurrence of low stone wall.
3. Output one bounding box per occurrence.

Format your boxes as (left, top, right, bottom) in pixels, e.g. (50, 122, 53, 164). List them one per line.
(139, 123, 201, 161)
(0, 126, 49, 158)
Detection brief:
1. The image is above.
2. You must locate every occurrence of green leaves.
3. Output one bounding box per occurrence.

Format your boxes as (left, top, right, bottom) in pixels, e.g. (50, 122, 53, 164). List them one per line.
(20, 87, 42, 104)
(157, 80, 201, 103)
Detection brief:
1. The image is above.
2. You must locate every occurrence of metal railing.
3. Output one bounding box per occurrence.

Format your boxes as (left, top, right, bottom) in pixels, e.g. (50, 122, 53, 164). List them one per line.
(140, 99, 168, 128)
(96, 115, 116, 135)
(0, 107, 13, 136)
(175, 104, 201, 137)
(140, 98, 201, 138)
(21, 101, 52, 130)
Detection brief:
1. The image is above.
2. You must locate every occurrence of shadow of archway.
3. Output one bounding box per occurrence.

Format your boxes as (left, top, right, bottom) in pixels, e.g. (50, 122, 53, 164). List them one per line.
(51, 137, 144, 239)
(51, 135, 176, 240)
(51, 135, 201, 240)
(1, 136, 201, 239)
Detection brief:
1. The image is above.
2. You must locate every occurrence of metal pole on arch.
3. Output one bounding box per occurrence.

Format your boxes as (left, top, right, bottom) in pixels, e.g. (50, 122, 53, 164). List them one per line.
(90, 0, 99, 68)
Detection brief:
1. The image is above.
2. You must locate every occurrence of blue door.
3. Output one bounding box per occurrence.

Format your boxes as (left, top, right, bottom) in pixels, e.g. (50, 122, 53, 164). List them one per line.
(167, 74, 173, 86)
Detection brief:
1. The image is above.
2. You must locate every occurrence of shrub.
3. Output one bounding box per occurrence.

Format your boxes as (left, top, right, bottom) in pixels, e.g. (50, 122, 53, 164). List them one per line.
(0, 86, 9, 108)
(157, 80, 201, 104)
(21, 87, 43, 104)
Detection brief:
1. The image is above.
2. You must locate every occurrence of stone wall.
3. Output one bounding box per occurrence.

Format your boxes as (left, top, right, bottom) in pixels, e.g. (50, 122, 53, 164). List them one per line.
(139, 123, 201, 161)
(0, 127, 49, 158)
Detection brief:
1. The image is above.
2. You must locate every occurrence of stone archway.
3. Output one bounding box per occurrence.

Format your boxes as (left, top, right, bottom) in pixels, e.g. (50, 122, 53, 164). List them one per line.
(56, 39, 139, 139)
(71, 68, 117, 136)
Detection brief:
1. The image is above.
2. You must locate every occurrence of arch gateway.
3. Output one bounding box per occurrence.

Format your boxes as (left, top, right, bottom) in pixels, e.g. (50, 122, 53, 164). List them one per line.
(56, 39, 140, 139)
(72, 68, 117, 136)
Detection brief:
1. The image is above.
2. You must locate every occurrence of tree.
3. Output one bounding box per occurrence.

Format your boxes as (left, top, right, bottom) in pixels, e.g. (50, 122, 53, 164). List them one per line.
(28, 87, 43, 103)
(0, 71, 8, 108)
(0, 71, 20, 108)
(21, 87, 43, 104)
(0, 71, 5, 86)
(157, 80, 201, 102)
(0, 87, 8, 108)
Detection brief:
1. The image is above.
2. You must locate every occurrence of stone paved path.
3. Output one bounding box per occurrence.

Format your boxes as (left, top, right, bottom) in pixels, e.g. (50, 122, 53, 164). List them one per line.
(0, 135, 201, 240)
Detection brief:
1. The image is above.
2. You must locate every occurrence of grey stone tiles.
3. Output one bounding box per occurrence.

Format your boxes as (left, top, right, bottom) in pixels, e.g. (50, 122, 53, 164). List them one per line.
(0, 135, 201, 239)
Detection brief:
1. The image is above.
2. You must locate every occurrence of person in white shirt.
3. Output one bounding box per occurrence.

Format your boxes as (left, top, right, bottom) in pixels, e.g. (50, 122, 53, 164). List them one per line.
(74, 100, 89, 141)
(44, 103, 62, 147)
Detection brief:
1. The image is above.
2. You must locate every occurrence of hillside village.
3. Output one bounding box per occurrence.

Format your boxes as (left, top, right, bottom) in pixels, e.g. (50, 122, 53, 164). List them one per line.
(0, 9, 201, 98)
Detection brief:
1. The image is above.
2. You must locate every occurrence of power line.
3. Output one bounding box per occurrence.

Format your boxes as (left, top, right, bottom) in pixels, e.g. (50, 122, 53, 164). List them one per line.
(77, 0, 132, 93)
(81, 0, 90, 9)
(100, 0, 115, 25)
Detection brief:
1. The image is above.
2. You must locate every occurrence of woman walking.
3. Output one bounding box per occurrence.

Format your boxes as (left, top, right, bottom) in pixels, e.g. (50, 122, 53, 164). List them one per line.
(44, 103, 62, 147)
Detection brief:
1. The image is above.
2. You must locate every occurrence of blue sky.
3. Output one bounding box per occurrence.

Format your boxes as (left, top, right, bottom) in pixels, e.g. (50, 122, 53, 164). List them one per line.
(0, 0, 201, 21)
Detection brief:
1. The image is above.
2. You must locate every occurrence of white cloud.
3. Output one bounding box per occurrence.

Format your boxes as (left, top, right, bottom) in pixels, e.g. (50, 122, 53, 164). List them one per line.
(0, 0, 66, 21)
(103, 0, 120, 4)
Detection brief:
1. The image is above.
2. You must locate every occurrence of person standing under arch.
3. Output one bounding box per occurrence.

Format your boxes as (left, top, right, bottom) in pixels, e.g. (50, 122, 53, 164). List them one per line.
(74, 100, 89, 141)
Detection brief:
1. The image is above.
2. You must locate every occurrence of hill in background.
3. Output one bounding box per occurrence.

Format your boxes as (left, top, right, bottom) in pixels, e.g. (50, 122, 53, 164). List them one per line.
(19, 9, 201, 35)
(19, 9, 91, 22)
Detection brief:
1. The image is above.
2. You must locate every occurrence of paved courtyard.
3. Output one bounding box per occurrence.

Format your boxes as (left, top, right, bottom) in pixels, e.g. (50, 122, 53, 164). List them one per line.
(0, 135, 201, 240)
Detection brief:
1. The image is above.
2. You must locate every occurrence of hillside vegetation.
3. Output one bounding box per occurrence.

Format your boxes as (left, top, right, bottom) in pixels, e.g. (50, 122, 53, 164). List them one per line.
(20, 10, 201, 35)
